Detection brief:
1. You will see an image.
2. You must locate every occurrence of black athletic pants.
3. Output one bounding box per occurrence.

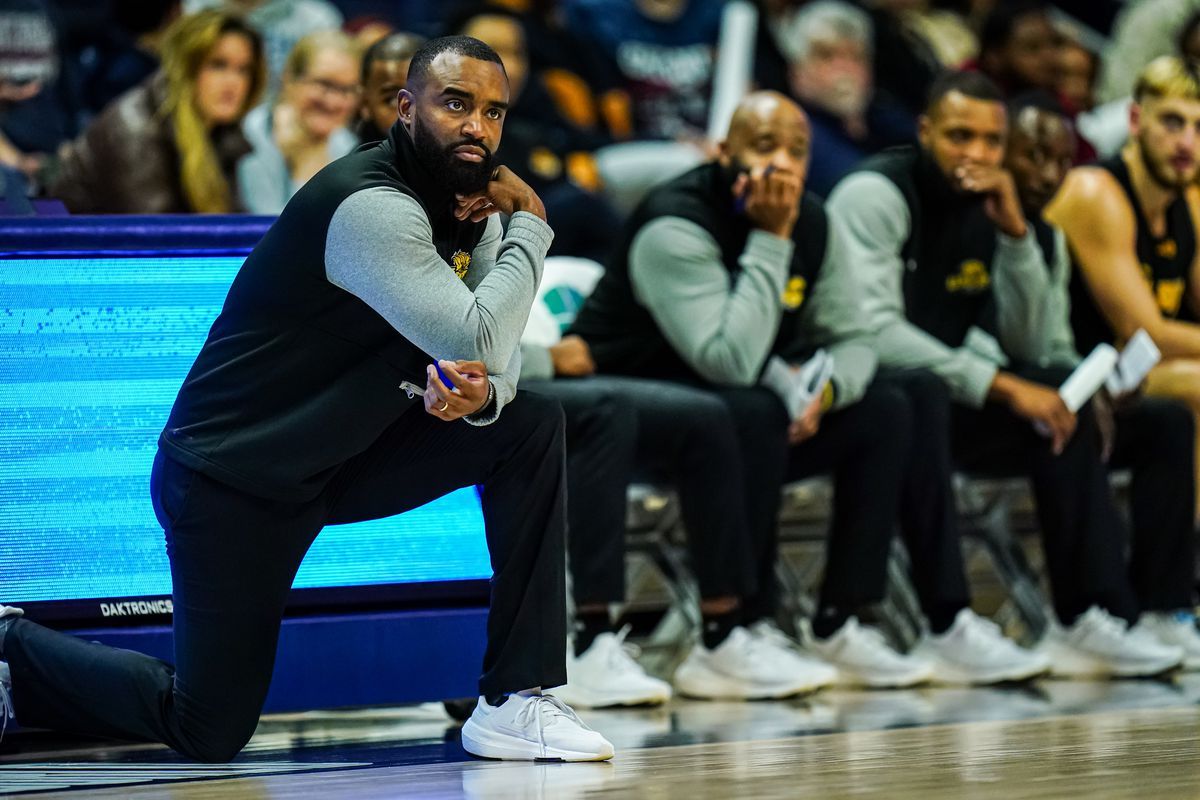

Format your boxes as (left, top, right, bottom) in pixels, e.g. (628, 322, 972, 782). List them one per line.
(2, 392, 568, 763)
(724, 380, 908, 624)
(524, 376, 752, 605)
(952, 366, 1196, 624)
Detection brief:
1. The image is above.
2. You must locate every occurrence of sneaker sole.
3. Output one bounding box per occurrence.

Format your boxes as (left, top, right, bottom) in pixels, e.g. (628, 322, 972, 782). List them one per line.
(460, 719, 615, 762)
(929, 660, 1050, 686)
(833, 667, 934, 689)
(1043, 644, 1184, 679)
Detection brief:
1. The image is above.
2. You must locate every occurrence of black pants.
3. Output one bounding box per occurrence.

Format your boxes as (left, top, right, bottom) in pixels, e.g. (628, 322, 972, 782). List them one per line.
(524, 376, 752, 605)
(2, 392, 568, 763)
(884, 369, 973, 629)
(720, 381, 909, 623)
(952, 366, 1194, 624)
(1108, 396, 1196, 612)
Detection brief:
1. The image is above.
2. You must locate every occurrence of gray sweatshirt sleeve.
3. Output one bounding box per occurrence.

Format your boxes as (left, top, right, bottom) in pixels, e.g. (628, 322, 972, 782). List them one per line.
(325, 188, 551, 422)
(827, 172, 999, 408)
(991, 226, 1078, 368)
(1042, 228, 1083, 367)
(629, 216, 793, 386)
(794, 218, 878, 409)
(518, 342, 555, 383)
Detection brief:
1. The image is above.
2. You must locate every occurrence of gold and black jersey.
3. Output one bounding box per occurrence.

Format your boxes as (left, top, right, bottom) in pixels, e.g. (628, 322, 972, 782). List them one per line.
(1069, 154, 1196, 352)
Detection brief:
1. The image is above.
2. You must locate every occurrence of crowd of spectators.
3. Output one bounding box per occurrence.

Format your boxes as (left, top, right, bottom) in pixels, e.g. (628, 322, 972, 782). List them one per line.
(8, 0, 1200, 703)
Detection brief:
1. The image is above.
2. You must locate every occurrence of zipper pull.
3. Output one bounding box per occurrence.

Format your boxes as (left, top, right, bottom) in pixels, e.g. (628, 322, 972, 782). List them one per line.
(399, 381, 423, 398)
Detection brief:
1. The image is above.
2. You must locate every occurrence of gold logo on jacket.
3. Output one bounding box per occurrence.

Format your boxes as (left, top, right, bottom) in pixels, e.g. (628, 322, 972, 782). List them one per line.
(782, 276, 807, 309)
(946, 260, 991, 293)
(1157, 239, 1178, 259)
(451, 250, 471, 280)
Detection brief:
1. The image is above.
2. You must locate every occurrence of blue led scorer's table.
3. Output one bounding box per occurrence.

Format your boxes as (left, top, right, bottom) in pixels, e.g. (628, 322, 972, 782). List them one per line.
(0, 216, 493, 711)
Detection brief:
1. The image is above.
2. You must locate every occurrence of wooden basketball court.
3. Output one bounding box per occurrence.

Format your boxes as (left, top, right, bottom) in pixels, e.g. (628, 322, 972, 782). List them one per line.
(3, 676, 1198, 798)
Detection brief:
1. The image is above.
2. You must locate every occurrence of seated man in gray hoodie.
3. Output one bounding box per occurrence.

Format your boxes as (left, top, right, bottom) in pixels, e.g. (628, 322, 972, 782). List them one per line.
(567, 90, 1047, 689)
(827, 70, 1186, 678)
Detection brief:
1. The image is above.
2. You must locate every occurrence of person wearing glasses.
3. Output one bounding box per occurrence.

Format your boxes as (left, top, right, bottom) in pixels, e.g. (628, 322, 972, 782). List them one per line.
(237, 29, 361, 214)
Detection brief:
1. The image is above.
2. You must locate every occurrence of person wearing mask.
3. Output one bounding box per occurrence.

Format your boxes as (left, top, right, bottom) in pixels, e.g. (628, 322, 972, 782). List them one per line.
(237, 30, 360, 215)
(49, 9, 265, 213)
(827, 70, 1186, 678)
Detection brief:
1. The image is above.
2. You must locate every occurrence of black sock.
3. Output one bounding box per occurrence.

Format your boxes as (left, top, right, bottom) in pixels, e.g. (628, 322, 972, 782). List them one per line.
(485, 692, 508, 707)
(928, 604, 963, 636)
(811, 605, 851, 640)
(574, 609, 612, 656)
(702, 607, 742, 649)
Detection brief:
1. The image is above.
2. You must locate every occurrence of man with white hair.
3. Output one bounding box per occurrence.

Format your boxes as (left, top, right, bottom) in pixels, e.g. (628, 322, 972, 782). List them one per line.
(773, 0, 914, 196)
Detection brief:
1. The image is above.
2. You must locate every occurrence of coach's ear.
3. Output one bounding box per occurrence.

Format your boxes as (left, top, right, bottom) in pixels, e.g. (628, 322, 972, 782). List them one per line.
(398, 89, 415, 129)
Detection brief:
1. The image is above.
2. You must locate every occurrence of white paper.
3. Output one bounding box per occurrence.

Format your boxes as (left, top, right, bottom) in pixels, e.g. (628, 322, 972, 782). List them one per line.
(1059, 343, 1119, 412)
(1105, 328, 1161, 396)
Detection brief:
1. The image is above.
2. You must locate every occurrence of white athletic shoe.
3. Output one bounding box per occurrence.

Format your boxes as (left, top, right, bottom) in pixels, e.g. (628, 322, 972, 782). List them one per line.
(810, 617, 933, 688)
(674, 626, 835, 700)
(1039, 606, 1184, 678)
(1133, 612, 1200, 671)
(460, 693, 615, 762)
(748, 620, 839, 691)
(912, 608, 1049, 685)
(548, 627, 672, 709)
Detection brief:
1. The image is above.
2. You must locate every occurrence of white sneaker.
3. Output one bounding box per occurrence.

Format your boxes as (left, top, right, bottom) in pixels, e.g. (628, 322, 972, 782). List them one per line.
(748, 620, 839, 691)
(810, 617, 933, 688)
(674, 626, 835, 700)
(548, 627, 672, 708)
(1133, 612, 1200, 671)
(912, 608, 1049, 685)
(1039, 606, 1184, 678)
(460, 693, 615, 762)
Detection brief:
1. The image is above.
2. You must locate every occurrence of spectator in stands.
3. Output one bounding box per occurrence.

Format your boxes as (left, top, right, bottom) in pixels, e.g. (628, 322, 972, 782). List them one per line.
(478, 0, 634, 145)
(1048, 56, 1200, 525)
(976, 1, 1059, 97)
(974, 2, 1098, 162)
(1057, 38, 1098, 115)
(1006, 93, 1200, 668)
(237, 31, 359, 215)
(356, 31, 424, 143)
(561, 0, 721, 141)
(569, 90, 1020, 691)
(900, 0, 980, 68)
(73, 0, 182, 122)
(828, 71, 1186, 678)
(1182, 11, 1200, 62)
(853, 0, 944, 117)
(456, 8, 622, 261)
(776, 1, 914, 197)
(1097, 0, 1200, 106)
(0, 0, 74, 188)
(344, 14, 394, 52)
(49, 9, 265, 213)
(186, 0, 342, 94)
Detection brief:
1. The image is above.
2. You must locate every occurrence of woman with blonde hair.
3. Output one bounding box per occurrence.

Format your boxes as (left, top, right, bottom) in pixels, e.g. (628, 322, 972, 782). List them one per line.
(237, 31, 360, 214)
(49, 9, 265, 213)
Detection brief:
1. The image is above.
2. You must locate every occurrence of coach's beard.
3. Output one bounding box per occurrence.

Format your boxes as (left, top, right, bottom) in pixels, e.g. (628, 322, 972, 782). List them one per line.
(412, 115, 495, 196)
